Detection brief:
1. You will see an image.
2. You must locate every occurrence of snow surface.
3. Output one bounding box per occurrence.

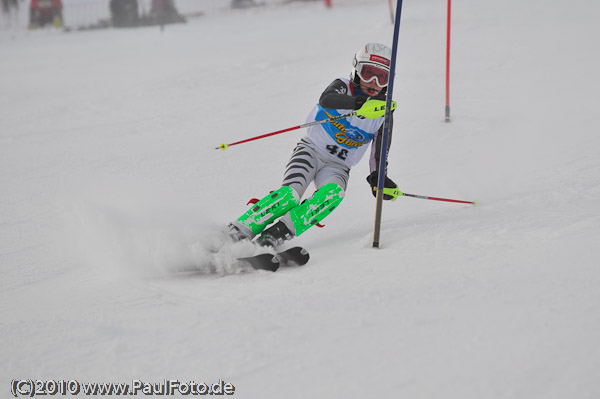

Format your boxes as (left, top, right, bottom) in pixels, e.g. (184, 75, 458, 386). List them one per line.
(2, 0, 600, 398)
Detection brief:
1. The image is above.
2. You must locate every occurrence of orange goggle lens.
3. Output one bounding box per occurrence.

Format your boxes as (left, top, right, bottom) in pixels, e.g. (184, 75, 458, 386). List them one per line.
(357, 63, 389, 87)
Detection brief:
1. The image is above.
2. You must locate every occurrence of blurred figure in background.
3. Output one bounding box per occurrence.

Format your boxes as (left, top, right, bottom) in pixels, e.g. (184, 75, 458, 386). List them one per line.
(110, 0, 138, 28)
(1, 0, 19, 28)
(1, 0, 18, 16)
(28, 0, 62, 29)
(150, 0, 185, 24)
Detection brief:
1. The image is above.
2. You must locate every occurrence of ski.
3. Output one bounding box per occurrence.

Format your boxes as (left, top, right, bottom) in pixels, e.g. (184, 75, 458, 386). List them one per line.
(239, 247, 310, 272)
(276, 246, 310, 267)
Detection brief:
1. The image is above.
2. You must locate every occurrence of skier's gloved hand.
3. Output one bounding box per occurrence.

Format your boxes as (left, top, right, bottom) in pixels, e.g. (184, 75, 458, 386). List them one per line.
(354, 93, 388, 110)
(355, 99, 397, 119)
(354, 96, 369, 110)
(370, 92, 388, 101)
(366, 171, 401, 201)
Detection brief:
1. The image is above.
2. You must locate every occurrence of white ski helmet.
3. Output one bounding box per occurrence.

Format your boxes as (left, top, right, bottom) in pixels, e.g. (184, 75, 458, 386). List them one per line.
(351, 42, 392, 89)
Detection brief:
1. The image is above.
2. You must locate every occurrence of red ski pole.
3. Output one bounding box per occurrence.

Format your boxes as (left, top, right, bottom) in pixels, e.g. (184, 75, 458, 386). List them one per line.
(216, 111, 356, 151)
(402, 191, 477, 205)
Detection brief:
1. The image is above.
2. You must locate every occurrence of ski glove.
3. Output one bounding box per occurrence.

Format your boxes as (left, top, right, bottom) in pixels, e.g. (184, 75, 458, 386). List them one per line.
(354, 96, 369, 110)
(354, 93, 388, 110)
(366, 171, 401, 201)
(355, 99, 397, 119)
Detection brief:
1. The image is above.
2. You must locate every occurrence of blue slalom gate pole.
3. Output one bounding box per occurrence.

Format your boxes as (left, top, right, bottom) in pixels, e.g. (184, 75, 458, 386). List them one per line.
(373, 0, 404, 248)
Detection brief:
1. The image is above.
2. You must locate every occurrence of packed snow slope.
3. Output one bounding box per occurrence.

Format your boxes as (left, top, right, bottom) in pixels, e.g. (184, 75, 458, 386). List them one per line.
(2, 0, 599, 398)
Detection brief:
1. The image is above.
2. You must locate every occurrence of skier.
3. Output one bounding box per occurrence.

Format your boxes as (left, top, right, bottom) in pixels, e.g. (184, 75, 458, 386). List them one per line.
(150, 0, 185, 24)
(110, 0, 139, 28)
(229, 42, 400, 248)
(28, 0, 63, 29)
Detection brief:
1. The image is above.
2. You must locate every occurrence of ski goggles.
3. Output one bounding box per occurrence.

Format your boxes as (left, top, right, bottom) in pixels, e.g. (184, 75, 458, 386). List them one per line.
(356, 63, 390, 87)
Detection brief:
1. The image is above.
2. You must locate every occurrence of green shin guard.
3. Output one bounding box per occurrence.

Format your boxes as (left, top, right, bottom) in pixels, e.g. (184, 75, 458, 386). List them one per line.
(289, 183, 344, 236)
(237, 186, 299, 235)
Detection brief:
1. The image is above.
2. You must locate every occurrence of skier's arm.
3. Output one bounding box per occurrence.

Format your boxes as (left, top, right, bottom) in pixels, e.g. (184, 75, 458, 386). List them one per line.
(369, 113, 393, 174)
(367, 115, 399, 201)
(319, 79, 368, 110)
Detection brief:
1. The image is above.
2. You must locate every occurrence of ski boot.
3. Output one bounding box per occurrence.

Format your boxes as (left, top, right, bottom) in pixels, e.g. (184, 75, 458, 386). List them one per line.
(227, 223, 253, 242)
(256, 220, 294, 248)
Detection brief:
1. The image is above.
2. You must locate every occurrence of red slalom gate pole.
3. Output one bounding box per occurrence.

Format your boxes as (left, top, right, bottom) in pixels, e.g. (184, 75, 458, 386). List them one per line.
(402, 191, 477, 205)
(216, 111, 356, 151)
(445, 0, 452, 122)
